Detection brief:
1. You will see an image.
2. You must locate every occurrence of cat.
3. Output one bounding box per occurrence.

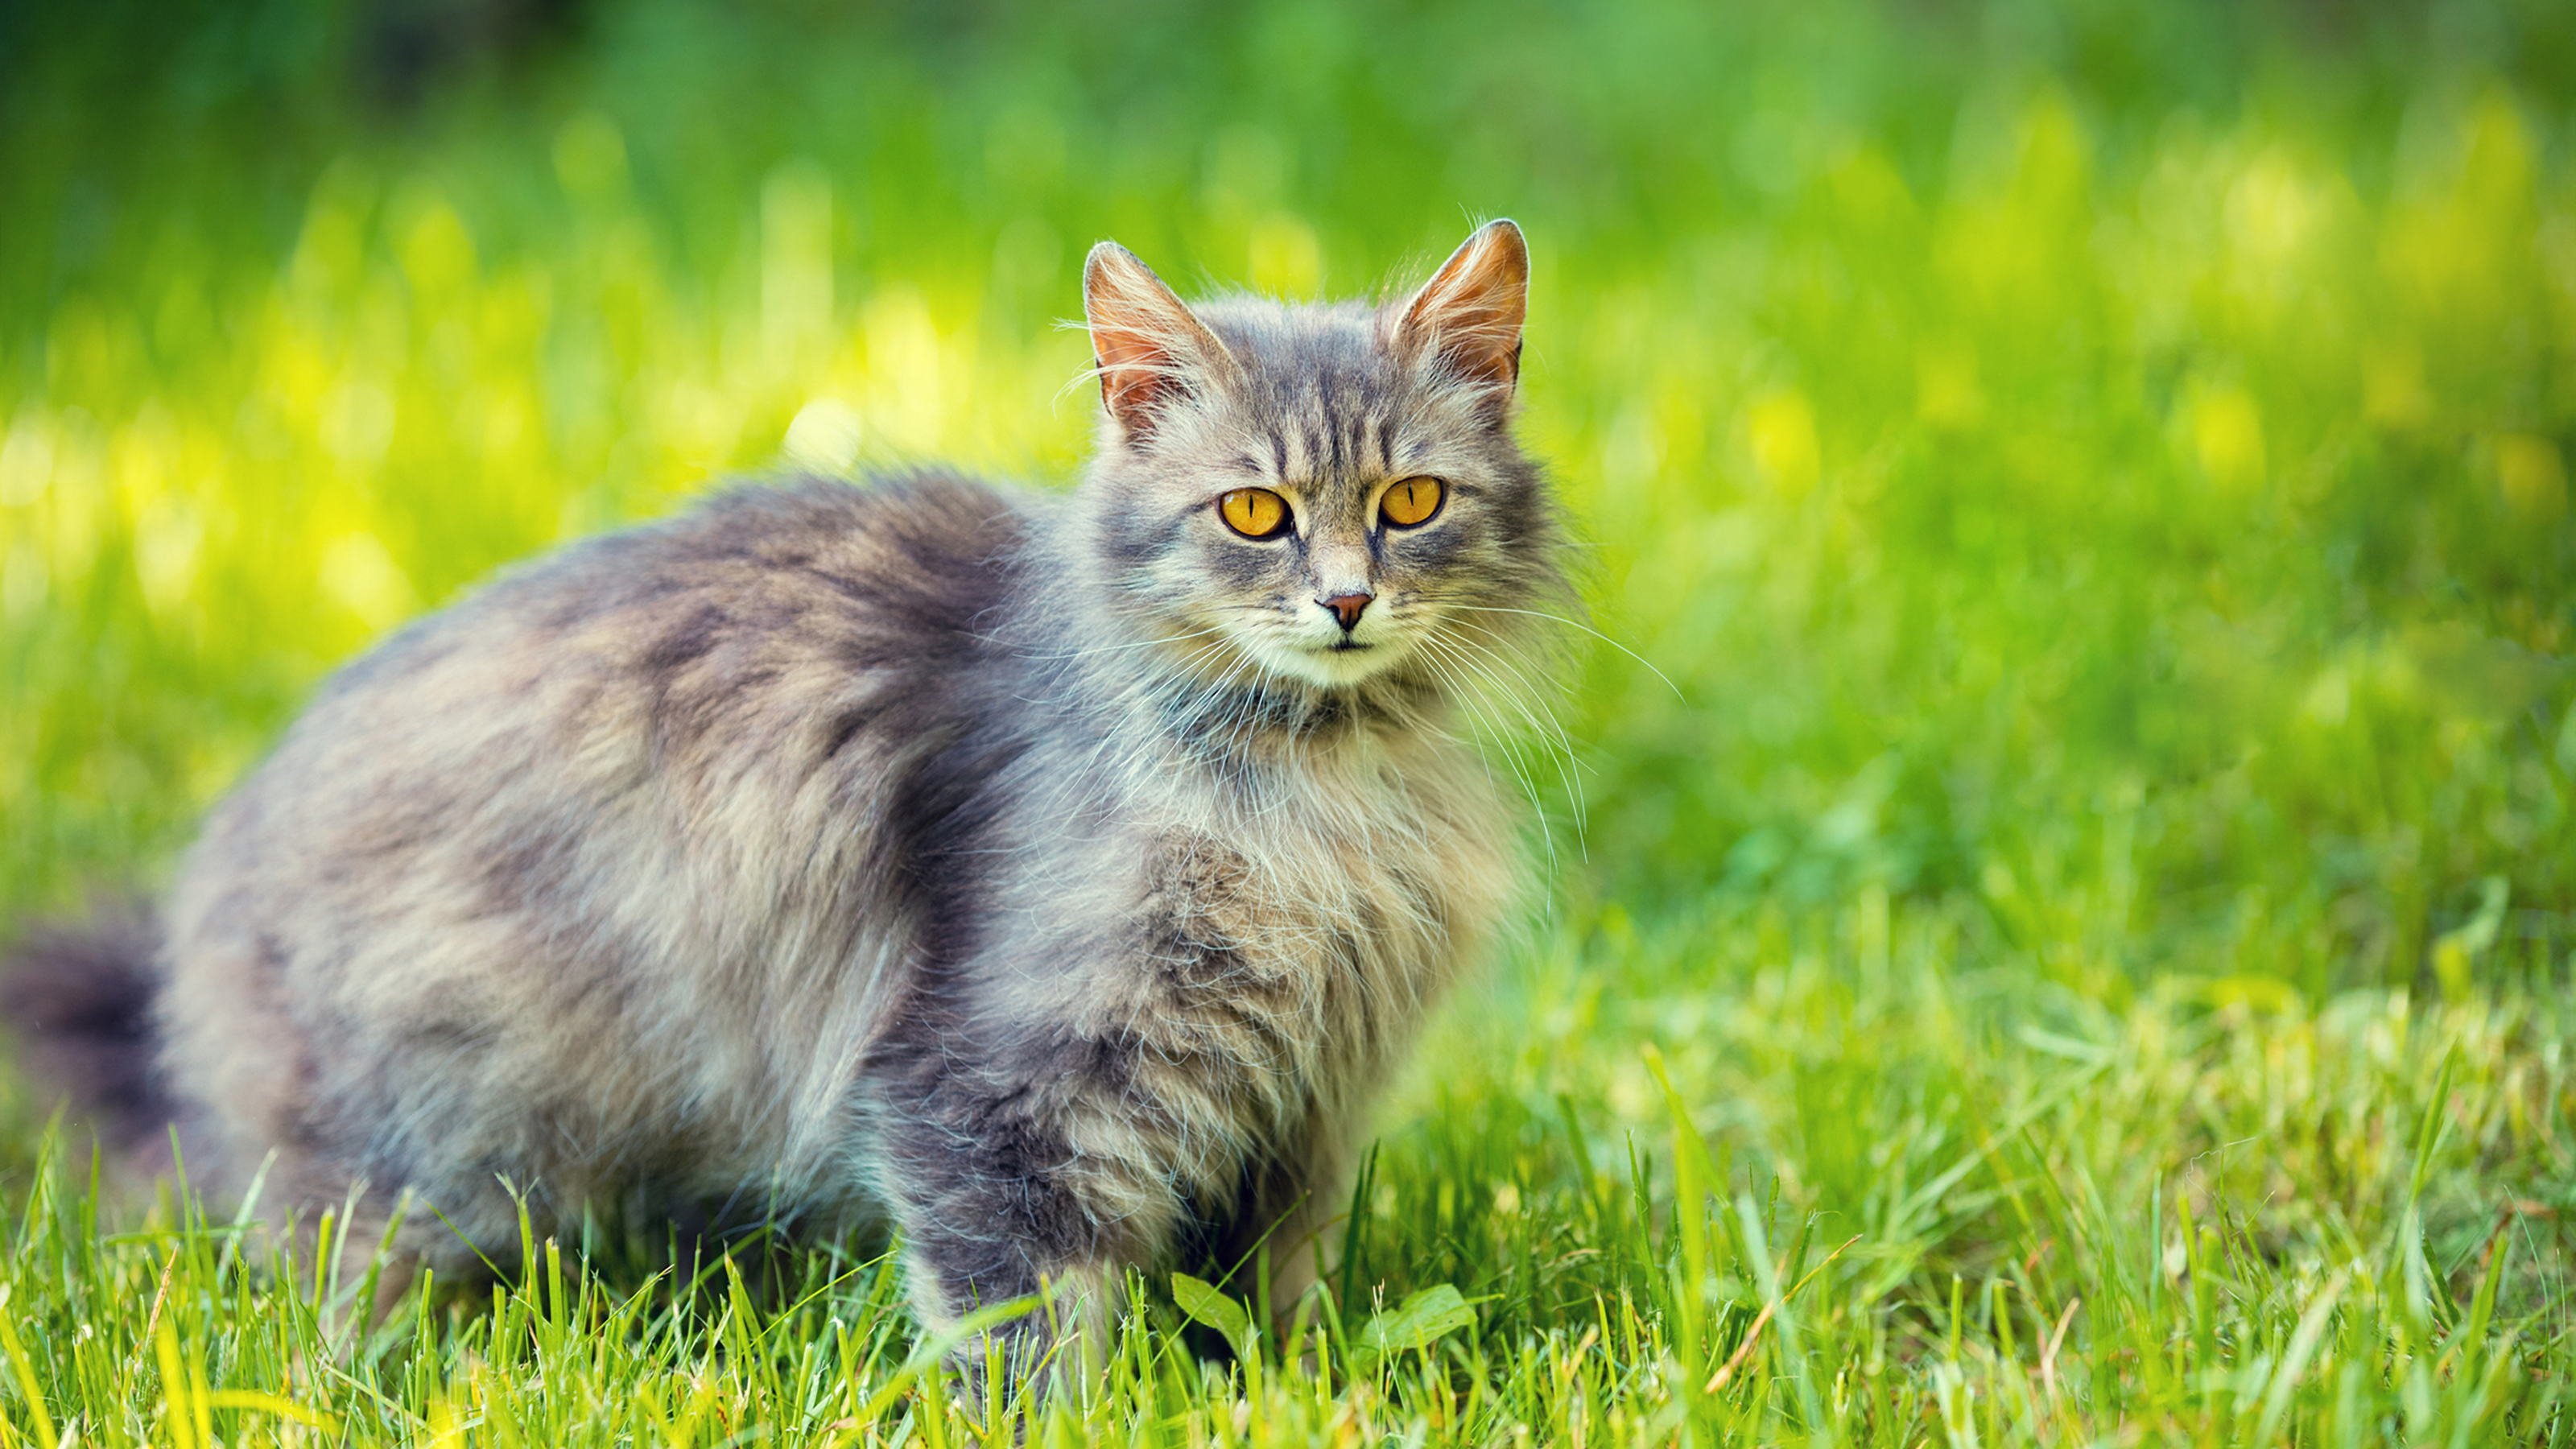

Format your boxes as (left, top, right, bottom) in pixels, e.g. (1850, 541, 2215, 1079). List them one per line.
(2, 218, 1567, 1381)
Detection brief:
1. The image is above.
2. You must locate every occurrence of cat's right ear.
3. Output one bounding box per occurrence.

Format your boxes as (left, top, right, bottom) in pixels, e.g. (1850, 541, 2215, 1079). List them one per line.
(1083, 242, 1230, 442)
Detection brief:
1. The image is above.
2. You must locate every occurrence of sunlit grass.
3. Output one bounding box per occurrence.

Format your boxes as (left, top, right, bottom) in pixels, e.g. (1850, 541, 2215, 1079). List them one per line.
(3, 0, 2574, 1443)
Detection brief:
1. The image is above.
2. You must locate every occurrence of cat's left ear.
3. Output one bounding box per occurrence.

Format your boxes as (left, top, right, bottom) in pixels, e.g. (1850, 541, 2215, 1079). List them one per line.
(1395, 219, 1528, 402)
(1084, 242, 1232, 443)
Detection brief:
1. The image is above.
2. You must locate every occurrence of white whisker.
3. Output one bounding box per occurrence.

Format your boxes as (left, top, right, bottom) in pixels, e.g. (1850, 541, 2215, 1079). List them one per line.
(1439, 602, 1683, 700)
(1025, 623, 1232, 663)
(1430, 630, 1587, 840)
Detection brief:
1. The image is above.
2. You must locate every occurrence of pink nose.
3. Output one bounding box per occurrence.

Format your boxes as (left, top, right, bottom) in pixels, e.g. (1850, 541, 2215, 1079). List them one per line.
(1321, 593, 1373, 631)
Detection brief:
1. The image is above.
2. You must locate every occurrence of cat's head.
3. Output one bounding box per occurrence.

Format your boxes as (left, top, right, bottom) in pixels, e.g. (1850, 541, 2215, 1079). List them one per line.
(1072, 221, 1566, 708)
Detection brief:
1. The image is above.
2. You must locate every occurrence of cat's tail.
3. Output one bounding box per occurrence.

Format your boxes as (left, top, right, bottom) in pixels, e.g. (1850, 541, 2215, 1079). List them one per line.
(1, 906, 173, 1156)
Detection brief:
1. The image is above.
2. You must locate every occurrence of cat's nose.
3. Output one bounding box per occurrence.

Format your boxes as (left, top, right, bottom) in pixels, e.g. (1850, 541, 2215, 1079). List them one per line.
(1319, 592, 1373, 632)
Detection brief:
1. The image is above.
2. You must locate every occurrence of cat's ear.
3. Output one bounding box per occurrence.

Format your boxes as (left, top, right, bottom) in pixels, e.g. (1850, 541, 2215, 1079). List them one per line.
(1083, 242, 1230, 441)
(1395, 219, 1528, 401)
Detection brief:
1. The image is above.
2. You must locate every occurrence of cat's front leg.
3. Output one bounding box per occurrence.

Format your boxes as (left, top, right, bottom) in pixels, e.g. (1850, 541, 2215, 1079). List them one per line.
(1211, 1108, 1352, 1330)
(867, 1036, 1187, 1395)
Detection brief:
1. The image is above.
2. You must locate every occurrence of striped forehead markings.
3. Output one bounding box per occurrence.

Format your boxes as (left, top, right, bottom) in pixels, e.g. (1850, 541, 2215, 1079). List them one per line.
(1344, 394, 1373, 475)
(1265, 405, 1402, 487)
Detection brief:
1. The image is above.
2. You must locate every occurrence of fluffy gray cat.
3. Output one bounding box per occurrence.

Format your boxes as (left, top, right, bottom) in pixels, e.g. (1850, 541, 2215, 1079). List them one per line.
(5, 219, 1566, 1377)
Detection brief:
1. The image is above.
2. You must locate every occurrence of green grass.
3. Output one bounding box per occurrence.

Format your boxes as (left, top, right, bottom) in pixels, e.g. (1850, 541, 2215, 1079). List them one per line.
(5, 0, 2576, 1443)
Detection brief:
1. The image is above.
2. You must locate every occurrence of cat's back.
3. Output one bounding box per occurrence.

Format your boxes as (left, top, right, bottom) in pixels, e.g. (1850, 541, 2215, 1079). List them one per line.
(209, 471, 1029, 868)
(161, 473, 1034, 1206)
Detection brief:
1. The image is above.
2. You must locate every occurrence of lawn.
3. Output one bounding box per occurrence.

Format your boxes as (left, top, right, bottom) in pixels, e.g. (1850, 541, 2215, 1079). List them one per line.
(2, 0, 2574, 1443)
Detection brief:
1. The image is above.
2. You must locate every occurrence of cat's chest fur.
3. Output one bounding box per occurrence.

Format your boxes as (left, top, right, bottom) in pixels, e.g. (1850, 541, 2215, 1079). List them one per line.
(1041, 737, 1513, 1058)
(953, 724, 1522, 1212)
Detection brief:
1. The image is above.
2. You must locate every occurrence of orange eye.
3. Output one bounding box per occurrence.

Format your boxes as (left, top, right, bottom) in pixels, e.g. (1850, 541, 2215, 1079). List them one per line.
(1218, 488, 1291, 539)
(1380, 476, 1445, 527)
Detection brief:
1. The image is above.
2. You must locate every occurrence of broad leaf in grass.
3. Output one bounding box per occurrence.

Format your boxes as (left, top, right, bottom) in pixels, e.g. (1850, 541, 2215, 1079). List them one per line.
(1353, 1283, 1477, 1372)
(1170, 1272, 1256, 1360)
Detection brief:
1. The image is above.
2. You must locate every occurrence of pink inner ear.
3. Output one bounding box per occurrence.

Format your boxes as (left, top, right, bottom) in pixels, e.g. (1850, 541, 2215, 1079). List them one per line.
(1406, 225, 1529, 391)
(1092, 324, 1174, 428)
(1084, 246, 1210, 437)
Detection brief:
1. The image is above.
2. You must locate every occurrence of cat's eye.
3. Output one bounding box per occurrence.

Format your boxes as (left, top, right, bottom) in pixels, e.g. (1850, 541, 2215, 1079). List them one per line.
(1380, 477, 1446, 528)
(1218, 488, 1292, 539)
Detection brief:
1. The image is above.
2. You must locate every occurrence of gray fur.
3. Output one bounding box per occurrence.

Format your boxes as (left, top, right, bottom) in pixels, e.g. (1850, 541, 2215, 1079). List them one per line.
(29, 221, 1566, 1374)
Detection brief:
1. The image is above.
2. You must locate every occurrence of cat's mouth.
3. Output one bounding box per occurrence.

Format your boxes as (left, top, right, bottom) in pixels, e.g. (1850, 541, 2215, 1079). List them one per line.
(1212, 626, 1408, 689)
(1273, 629, 1416, 688)
(1183, 600, 1432, 691)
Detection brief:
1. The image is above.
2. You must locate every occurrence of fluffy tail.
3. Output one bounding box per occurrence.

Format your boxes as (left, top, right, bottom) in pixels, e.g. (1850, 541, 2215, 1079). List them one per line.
(1, 907, 171, 1154)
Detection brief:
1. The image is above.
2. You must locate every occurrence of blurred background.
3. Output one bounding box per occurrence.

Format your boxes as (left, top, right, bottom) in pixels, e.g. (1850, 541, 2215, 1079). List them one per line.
(3, 0, 2572, 1004)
